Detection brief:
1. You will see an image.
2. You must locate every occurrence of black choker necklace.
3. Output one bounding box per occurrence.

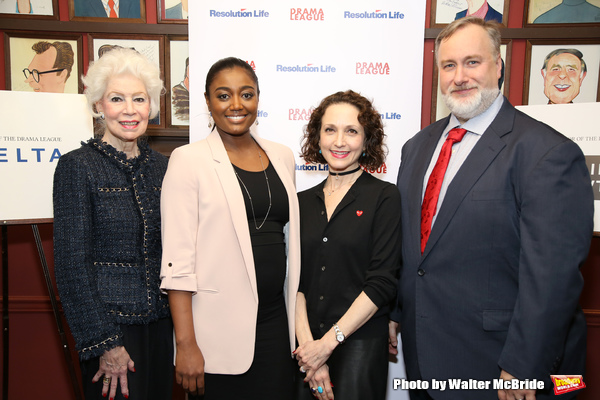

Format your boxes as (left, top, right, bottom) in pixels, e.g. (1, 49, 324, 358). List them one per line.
(329, 165, 361, 177)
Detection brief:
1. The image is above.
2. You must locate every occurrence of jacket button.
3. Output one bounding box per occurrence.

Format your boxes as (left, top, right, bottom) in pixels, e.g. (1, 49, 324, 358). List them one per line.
(417, 269, 425, 276)
(322, 237, 328, 242)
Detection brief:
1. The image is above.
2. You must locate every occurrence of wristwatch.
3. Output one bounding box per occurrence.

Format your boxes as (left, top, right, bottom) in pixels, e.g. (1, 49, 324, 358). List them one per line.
(333, 324, 345, 344)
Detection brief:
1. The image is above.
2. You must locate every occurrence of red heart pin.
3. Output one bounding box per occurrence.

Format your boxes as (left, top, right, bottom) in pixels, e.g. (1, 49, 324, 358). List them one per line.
(356, 210, 363, 216)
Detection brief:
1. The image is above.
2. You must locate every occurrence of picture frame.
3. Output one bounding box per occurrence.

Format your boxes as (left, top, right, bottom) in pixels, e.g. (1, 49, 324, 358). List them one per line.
(431, 41, 511, 123)
(525, 0, 600, 26)
(523, 40, 600, 105)
(157, 0, 188, 24)
(4, 31, 83, 94)
(431, 0, 508, 28)
(166, 36, 189, 128)
(88, 33, 166, 129)
(0, 0, 58, 19)
(68, 0, 145, 23)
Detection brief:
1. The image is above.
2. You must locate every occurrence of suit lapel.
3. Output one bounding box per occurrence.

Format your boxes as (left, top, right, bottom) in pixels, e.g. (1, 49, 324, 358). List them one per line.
(206, 131, 258, 303)
(422, 101, 515, 259)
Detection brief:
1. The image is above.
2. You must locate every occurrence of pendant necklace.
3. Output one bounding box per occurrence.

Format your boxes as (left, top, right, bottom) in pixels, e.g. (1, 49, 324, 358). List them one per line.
(234, 142, 272, 230)
(325, 165, 362, 196)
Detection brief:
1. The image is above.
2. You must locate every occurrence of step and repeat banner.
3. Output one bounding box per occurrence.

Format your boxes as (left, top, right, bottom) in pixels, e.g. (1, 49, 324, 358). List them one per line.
(188, 2, 426, 398)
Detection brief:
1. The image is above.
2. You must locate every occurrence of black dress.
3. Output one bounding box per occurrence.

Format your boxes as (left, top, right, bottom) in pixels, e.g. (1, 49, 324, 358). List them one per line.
(201, 162, 295, 399)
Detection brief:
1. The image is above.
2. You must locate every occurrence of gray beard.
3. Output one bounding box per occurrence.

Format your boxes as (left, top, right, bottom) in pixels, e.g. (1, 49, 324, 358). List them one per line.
(442, 87, 500, 121)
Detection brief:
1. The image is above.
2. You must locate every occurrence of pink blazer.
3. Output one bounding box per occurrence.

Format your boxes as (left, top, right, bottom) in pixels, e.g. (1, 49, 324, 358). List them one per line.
(160, 130, 300, 374)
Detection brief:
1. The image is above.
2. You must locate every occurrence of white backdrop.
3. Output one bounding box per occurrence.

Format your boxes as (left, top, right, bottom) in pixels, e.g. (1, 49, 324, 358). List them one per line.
(189, 2, 426, 398)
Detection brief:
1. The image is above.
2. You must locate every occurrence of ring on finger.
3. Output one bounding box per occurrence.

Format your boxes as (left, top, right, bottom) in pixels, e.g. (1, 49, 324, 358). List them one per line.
(310, 387, 317, 394)
(300, 366, 306, 373)
(103, 377, 111, 385)
(317, 386, 324, 394)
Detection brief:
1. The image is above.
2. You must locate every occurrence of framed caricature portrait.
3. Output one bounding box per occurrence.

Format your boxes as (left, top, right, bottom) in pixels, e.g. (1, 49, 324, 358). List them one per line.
(5, 32, 83, 94)
(525, 0, 600, 25)
(166, 37, 189, 127)
(0, 0, 58, 19)
(89, 34, 165, 128)
(523, 40, 600, 105)
(158, 0, 188, 23)
(431, 0, 508, 27)
(432, 41, 511, 122)
(68, 0, 145, 23)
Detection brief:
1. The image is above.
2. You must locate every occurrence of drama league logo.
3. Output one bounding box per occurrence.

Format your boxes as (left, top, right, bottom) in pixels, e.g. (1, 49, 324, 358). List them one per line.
(245, 60, 257, 71)
(289, 108, 314, 121)
(356, 62, 390, 75)
(290, 8, 324, 20)
(344, 10, 405, 19)
(551, 375, 586, 395)
(209, 9, 269, 18)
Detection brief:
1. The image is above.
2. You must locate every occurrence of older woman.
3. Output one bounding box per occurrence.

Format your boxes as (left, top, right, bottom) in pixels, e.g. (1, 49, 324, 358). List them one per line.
(294, 90, 401, 400)
(53, 48, 172, 400)
(160, 57, 300, 399)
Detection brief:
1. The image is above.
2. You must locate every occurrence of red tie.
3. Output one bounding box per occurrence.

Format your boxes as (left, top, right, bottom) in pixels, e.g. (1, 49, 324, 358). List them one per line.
(420, 128, 467, 254)
(108, 0, 117, 17)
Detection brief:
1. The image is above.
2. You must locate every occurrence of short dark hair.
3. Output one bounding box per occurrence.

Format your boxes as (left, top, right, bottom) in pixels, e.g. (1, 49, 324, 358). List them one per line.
(301, 90, 387, 170)
(183, 57, 189, 78)
(32, 41, 74, 80)
(204, 57, 259, 96)
(542, 48, 587, 74)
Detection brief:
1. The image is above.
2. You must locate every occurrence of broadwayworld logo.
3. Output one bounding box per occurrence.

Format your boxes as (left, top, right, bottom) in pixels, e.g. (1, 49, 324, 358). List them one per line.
(209, 9, 269, 18)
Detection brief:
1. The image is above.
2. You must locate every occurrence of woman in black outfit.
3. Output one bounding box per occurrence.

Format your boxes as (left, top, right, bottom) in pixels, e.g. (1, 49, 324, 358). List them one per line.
(294, 90, 402, 400)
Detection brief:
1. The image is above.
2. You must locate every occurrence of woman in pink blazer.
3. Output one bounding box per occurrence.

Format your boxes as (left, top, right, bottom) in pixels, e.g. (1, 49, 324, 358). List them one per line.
(160, 57, 300, 399)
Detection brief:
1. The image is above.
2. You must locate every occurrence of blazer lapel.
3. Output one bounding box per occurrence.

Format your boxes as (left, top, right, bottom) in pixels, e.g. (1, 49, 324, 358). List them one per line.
(422, 101, 514, 259)
(206, 131, 258, 303)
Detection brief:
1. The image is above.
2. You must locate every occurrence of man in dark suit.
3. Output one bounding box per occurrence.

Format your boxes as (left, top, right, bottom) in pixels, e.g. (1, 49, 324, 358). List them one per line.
(389, 16, 593, 400)
(73, 0, 140, 18)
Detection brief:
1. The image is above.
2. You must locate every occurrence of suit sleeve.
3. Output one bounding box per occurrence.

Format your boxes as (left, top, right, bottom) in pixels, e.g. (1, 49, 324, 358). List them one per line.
(160, 148, 200, 293)
(498, 139, 593, 378)
(53, 154, 123, 360)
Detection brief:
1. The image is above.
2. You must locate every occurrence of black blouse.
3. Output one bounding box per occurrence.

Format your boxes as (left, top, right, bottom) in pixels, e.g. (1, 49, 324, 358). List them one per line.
(298, 172, 402, 340)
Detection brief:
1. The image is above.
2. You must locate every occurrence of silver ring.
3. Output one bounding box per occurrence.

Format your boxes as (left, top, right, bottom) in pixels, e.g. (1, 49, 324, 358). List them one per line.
(300, 366, 306, 373)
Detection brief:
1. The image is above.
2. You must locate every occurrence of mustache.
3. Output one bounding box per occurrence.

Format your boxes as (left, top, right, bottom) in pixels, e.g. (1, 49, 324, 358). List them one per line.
(449, 85, 478, 93)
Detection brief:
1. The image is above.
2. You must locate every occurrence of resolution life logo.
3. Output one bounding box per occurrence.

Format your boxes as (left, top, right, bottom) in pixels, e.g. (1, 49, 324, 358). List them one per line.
(344, 10, 404, 19)
(356, 62, 390, 75)
(296, 163, 387, 175)
(209, 9, 269, 18)
(277, 64, 336, 73)
(290, 8, 324, 20)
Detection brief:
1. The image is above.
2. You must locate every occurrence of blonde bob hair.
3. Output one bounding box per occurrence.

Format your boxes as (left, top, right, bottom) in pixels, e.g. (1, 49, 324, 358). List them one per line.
(82, 47, 164, 120)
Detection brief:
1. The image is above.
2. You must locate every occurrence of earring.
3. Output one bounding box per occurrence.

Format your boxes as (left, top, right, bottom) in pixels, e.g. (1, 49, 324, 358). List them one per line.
(208, 114, 214, 128)
(99, 112, 105, 120)
(362, 152, 366, 156)
(319, 149, 322, 154)
(255, 118, 259, 126)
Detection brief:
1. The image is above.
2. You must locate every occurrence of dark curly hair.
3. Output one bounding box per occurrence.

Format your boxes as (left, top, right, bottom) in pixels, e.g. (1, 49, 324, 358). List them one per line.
(301, 90, 386, 170)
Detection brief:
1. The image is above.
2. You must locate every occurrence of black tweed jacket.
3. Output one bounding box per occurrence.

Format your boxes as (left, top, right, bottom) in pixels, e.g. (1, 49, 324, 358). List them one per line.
(53, 138, 170, 360)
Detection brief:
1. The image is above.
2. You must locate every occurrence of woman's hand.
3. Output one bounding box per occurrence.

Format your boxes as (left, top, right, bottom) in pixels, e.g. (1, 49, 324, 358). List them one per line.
(175, 342, 206, 396)
(294, 338, 336, 382)
(308, 364, 334, 400)
(92, 346, 135, 399)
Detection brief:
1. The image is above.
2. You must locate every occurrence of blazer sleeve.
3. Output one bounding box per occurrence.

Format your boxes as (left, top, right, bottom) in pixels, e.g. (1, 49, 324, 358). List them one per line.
(498, 138, 593, 378)
(160, 147, 200, 293)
